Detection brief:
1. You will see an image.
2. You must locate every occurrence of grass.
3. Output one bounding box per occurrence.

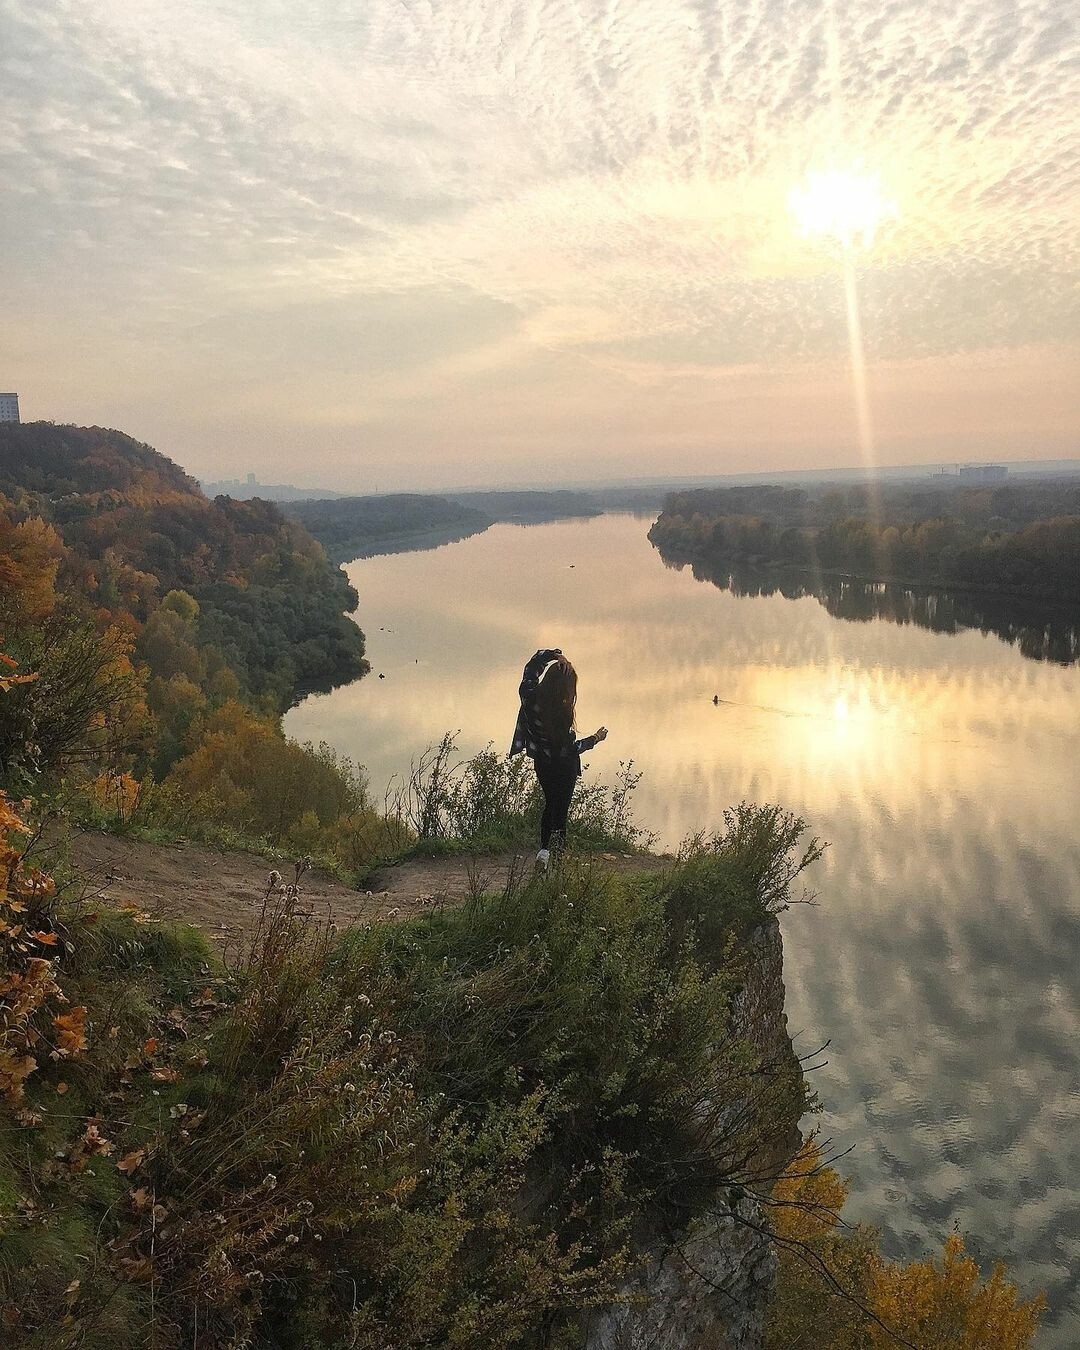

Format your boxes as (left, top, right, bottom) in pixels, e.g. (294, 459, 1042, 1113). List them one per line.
(3, 800, 816, 1348)
(60, 734, 655, 895)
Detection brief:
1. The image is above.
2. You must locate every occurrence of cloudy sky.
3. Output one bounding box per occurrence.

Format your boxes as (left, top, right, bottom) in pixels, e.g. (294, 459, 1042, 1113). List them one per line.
(2, 0, 1077, 489)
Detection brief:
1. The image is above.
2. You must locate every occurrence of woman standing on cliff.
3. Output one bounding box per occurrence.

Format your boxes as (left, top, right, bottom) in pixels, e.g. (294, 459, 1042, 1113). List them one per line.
(509, 648, 608, 869)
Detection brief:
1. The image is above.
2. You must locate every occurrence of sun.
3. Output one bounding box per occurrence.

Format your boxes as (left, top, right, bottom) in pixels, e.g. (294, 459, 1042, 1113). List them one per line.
(789, 167, 896, 249)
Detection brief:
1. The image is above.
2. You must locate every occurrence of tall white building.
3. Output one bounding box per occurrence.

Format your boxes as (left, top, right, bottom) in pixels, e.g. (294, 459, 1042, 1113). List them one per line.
(0, 393, 20, 423)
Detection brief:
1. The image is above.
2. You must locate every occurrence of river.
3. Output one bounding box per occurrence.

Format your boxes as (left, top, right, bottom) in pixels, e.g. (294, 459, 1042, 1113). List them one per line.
(286, 511, 1080, 1342)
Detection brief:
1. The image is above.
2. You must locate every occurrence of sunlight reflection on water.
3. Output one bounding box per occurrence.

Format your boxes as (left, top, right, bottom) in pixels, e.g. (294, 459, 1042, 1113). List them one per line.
(286, 514, 1080, 1342)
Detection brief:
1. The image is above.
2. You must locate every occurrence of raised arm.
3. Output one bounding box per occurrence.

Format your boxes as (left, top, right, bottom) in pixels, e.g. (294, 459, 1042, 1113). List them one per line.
(519, 647, 561, 700)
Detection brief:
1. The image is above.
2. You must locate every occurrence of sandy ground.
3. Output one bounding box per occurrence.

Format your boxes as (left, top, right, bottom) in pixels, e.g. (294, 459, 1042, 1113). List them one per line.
(62, 829, 668, 948)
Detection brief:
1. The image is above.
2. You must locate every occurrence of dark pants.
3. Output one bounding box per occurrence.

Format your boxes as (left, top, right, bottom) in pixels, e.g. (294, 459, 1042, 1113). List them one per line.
(534, 756, 578, 850)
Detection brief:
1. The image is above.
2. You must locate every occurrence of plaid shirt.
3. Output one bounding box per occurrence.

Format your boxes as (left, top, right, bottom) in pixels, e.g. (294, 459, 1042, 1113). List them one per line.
(508, 648, 599, 767)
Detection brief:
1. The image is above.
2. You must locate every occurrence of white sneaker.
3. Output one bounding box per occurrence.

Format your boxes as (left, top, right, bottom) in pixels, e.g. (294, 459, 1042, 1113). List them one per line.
(536, 848, 550, 871)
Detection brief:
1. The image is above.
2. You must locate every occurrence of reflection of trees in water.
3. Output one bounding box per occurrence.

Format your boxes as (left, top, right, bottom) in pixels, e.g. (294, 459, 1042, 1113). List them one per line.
(670, 557, 1080, 665)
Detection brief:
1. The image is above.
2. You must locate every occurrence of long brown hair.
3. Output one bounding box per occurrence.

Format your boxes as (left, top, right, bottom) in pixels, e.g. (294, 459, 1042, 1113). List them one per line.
(536, 656, 577, 741)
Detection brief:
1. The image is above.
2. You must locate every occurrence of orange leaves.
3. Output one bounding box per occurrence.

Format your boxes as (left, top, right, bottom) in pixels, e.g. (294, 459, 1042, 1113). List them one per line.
(0, 669, 37, 694)
(0, 1049, 38, 1102)
(0, 956, 59, 1021)
(52, 1006, 89, 1058)
(0, 517, 64, 625)
(129, 1185, 154, 1212)
(0, 791, 32, 836)
(118, 1147, 147, 1175)
(10, 865, 56, 901)
(1, 792, 86, 1103)
(65, 1120, 115, 1173)
(118, 1254, 155, 1283)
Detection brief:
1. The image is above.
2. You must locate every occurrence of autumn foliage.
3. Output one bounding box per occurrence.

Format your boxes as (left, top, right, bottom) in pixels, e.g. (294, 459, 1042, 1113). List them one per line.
(1, 421, 367, 789)
(0, 793, 88, 1107)
(766, 1139, 1045, 1348)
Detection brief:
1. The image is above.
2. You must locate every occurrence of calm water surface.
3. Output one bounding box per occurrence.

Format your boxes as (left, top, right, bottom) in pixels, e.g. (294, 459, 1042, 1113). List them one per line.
(287, 514, 1080, 1342)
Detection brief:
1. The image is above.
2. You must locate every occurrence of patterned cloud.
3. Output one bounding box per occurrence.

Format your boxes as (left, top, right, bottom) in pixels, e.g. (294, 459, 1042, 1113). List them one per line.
(1, 0, 1077, 481)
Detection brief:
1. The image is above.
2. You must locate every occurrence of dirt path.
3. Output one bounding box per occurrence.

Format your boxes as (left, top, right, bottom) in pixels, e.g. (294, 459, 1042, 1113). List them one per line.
(64, 830, 669, 949)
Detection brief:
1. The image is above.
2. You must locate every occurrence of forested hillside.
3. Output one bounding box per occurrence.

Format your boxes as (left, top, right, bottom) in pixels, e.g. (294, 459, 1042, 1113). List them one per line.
(0, 422, 367, 788)
(649, 481, 1080, 598)
(282, 492, 491, 562)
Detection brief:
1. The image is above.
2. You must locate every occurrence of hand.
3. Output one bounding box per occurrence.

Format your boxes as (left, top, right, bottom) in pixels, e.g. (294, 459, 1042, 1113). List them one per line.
(594, 726, 609, 742)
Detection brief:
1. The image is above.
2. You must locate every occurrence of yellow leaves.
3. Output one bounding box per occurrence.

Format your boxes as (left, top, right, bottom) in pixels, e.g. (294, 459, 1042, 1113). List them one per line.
(867, 1232, 1046, 1350)
(771, 1137, 849, 1246)
(768, 1139, 1045, 1350)
(88, 771, 142, 822)
(387, 1175, 418, 1205)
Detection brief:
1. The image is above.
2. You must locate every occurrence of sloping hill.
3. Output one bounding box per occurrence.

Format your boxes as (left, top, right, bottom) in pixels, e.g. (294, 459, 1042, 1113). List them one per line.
(0, 421, 199, 500)
(0, 422, 368, 716)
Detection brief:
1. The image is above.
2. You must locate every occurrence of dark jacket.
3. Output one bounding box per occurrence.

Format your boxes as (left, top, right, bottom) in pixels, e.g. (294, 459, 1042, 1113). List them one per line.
(508, 648, 599, 774)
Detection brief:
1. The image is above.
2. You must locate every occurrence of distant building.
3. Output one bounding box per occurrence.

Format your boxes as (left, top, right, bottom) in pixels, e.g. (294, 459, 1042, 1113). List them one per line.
(0, 392, 19, 423)
(959, 464, 1008, 485)
(201, 475, 345, 502)
(928, 462, 1008, 486)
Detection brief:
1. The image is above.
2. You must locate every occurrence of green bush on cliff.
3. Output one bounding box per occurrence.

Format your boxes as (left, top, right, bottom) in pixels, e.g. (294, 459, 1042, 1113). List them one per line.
(1, 801, 813, 1348)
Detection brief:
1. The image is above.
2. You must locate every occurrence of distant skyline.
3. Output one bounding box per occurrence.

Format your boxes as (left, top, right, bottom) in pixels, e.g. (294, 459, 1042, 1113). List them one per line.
(2, 0, 1078, 490)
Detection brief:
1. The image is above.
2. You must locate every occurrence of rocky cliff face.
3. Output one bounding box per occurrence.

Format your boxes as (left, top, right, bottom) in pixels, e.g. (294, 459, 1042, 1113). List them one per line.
(583, 916, 800, 1350)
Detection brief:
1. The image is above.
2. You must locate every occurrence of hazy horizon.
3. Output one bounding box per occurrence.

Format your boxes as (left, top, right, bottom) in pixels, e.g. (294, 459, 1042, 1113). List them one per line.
(3, 0, 1078, 489)
(194, 453, 1080, 498)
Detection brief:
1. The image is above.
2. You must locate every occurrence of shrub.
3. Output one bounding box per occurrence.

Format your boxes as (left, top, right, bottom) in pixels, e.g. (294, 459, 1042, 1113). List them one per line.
(0, 619, 147, 790)
(164, 702, 367, 842)
(387, 733, 652, 853)
(765, 1139, 1045, 1349)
